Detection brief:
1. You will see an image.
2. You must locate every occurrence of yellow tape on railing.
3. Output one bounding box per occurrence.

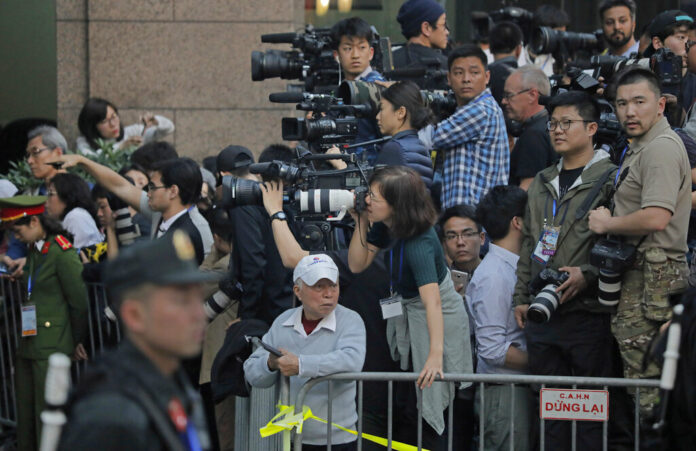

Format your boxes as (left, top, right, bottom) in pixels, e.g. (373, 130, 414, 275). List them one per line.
(260, 404, 429, 451)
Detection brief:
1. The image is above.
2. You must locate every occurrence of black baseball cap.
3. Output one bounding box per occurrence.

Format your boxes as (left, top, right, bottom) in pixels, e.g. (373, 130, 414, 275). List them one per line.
(648, 10, 693, 39)
(104, 230, 221, 305)
(216, 145, 254, 172)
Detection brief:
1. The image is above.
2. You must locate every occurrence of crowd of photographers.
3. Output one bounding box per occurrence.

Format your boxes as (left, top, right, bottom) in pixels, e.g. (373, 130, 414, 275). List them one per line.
(3, 0, 696, 449)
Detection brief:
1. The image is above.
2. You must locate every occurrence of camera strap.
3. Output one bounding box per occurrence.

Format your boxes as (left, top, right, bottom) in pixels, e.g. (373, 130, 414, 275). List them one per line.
(574, 167, 616, 220)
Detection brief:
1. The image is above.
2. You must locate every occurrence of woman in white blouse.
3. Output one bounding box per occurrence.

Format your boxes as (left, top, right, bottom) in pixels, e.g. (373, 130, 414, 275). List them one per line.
(76, 97, 174, 156)
(44, 173, 103, 249)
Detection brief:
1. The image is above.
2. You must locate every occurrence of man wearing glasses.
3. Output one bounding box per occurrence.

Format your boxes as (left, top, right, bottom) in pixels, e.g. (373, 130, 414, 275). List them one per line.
(1, 126, 70, 278)
(502, 66, 557, 190)
(513, 91, 619, 450)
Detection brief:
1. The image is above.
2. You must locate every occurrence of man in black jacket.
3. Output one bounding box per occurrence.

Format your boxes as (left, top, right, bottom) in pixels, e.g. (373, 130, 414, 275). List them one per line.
(229, 144, 295, 325)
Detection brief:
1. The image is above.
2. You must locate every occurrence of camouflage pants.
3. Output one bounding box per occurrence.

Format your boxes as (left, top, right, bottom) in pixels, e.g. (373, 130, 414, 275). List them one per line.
(612, 248, 689, 414)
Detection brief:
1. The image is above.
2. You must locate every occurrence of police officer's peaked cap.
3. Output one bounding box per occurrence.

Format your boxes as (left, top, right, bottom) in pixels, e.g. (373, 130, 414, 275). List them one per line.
(0, 196, 47, 222)
(104, 230, 221, 303)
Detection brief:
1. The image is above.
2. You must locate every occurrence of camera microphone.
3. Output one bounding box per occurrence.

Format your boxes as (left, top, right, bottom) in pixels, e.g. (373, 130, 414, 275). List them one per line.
(261, 32, 298, 44)
(269, 92, 306, 103)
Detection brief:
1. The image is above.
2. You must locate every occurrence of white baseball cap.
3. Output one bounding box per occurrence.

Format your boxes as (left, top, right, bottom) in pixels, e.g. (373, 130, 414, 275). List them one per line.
(293, 254, 339, 286)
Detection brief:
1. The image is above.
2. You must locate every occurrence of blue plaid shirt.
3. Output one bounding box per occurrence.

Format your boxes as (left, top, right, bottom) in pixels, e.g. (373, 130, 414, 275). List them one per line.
(422, 89, 509, 208)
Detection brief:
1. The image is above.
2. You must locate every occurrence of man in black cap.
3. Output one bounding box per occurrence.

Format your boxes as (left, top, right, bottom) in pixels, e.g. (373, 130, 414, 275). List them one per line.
(643, 10, 696, 109)
(392, 0, 449, 89)
(59, 230, 218, 450)
(215, 145, 255, 183)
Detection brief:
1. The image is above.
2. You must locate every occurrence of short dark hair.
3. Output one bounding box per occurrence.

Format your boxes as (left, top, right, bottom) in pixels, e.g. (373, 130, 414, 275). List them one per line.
(331, 17, 374, 49)
(258, 144, 295, 182)
(533, 5, 570, 29)
(78, 98, 124, 151)
(209, 207, 234, 242)
(130, 141, 179, 172)
(119, 163, 149, 180)
(613, 66, 662, 99)
(489, 22, 523, 54)
(439, 204, 481, 232)
(548, 91, 601, 123)
(369, 166, 437, 239)
(448, 44, 488, 71)
(381, 81, 434, 130)
(49, 173, 100, 225)
(152, 158, 202, 205)
(598, 0, 636, 20)
(475, 186, 527, 241)
(92, 183, 128, 212)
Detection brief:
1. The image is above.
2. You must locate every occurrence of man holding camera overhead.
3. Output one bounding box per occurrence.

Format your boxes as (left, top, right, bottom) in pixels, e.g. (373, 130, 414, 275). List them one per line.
(589, 68, 691, 414)
(514, 91, 617, 450)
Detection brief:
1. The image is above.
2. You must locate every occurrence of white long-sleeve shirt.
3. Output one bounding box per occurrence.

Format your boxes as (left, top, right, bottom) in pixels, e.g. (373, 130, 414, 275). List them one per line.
(76, 114, 174, 156)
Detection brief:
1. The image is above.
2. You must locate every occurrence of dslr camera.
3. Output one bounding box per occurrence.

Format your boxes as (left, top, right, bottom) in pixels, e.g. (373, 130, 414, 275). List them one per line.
(590, 238, 637, 306)
(527, 268, 570, 323)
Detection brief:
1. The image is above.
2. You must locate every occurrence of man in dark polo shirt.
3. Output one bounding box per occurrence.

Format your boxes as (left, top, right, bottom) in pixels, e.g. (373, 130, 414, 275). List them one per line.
(502, 66, 557, 190)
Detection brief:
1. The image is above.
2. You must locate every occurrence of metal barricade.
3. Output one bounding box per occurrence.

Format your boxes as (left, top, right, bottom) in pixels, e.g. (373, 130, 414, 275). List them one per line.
(0, 279, 121, 429)
(288, 372, 661, 451)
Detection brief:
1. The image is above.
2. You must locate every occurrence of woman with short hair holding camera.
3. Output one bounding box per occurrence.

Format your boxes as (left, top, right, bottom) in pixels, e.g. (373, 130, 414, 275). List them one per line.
(348, 165, 472, 448)
(375, 81, 434, 189)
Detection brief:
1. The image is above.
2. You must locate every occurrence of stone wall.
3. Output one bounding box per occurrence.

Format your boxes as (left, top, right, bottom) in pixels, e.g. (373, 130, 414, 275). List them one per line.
(56, 0, 304, 161)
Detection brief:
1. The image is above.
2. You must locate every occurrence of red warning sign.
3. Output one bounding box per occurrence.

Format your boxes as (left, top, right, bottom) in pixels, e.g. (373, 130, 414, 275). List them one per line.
(540, 388, 609, 422)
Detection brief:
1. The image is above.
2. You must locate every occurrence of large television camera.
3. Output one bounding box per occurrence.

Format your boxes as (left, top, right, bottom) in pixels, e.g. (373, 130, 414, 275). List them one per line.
(252, 25, 392, 94)
(219, 149, 374, 250)
(531, 26, 605, 65)
(251, 25, 339, 93)
(337, 80, 457, 121)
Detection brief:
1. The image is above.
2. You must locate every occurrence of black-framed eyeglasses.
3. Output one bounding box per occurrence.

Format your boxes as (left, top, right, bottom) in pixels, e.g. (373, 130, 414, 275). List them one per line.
(546, 119, 592, 131)
(502, 88, 531, 101)
(146, 182, 167, 192)
(24, 147, 51, 160)
(444, 230, 480, 241)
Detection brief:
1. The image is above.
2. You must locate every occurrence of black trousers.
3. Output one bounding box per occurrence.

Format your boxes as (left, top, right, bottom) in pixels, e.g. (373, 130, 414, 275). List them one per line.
(526, 310, 633, 451)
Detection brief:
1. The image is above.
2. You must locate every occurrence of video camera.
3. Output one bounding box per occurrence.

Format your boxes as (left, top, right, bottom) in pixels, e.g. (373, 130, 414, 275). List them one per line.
(590, 48, 683, 98)
(471, 7, 535, 44)
(219, 149, 374, 250)
(252, 25, 393, 94)
(251, 25, 339, 93)
(337, 80, 457, 121)
(531, 27, 605, 64)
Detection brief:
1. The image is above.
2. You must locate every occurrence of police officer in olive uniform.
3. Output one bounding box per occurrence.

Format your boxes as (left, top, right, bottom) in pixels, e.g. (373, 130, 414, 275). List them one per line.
(0, 196, 89, 451)
(58, 230, 218, 451)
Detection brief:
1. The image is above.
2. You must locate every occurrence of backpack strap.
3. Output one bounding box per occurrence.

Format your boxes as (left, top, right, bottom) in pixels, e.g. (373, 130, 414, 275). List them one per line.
(575, 167, 615, 220)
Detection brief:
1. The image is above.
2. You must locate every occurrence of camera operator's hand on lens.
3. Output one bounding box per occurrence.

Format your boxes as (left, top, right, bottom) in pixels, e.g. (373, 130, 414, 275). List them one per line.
(556, 266, 587, 304)
(260, 180, 284, 217)
(417, 352, 443, 389)
(588, 207, 612, 234)
(326, 146, 348, 169)
(514, 305, 529, 329)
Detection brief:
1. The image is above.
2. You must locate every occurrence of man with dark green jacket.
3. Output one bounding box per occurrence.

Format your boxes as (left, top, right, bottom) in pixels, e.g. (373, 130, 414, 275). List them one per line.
(512, 92, 618, 450)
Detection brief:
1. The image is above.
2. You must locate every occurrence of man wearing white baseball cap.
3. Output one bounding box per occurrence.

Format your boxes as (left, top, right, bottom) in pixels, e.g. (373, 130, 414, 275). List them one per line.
(244, 254, 366, 450)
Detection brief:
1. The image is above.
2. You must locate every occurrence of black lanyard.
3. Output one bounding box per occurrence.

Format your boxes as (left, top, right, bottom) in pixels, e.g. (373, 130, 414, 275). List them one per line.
(389, 243, 404, 296)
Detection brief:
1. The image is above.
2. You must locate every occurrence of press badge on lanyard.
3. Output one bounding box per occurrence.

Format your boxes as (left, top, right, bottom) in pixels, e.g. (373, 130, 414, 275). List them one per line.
(532, 198, 562, 264)
(380, 244, 404, 319)
(22, 274, 37, 337)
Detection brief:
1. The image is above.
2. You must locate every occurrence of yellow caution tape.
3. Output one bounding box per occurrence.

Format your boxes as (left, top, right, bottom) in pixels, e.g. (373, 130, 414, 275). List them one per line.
(260, 404, 429, 451)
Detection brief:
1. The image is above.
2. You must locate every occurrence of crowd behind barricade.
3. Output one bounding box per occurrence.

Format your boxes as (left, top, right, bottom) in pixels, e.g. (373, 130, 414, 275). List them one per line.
(3, 0, 696, 450)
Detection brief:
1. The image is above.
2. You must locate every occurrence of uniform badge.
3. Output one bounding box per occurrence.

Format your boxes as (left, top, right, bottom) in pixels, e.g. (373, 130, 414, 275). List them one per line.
(54, 235, 73, 251)
(41, 241, 50, 254)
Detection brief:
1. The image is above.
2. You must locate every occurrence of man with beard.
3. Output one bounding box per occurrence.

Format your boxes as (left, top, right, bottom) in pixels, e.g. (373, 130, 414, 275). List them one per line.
(599, 0, 639, 57)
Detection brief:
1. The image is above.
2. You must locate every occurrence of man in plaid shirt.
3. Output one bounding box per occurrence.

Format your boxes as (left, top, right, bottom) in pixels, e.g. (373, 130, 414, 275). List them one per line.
(420, 44, 509, 209)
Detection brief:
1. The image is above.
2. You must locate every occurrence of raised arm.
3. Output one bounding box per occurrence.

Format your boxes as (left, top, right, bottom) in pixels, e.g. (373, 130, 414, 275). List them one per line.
(46, 154, 143, 210)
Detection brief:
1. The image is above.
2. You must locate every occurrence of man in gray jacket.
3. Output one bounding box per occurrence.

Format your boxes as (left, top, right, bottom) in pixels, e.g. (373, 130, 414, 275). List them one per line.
(244, 254, 366, 450)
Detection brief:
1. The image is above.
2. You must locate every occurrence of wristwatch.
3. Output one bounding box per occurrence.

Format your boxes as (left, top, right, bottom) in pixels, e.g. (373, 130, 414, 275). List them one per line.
(270, 211, 287, 222)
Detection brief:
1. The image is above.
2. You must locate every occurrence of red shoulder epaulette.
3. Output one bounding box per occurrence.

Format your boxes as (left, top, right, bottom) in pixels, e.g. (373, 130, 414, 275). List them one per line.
(54, 235, 73, 251)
